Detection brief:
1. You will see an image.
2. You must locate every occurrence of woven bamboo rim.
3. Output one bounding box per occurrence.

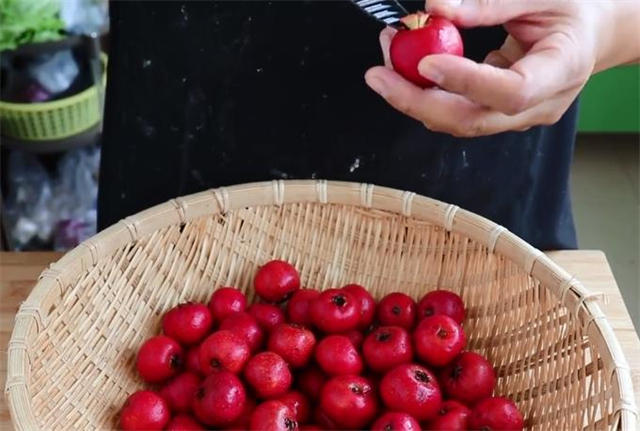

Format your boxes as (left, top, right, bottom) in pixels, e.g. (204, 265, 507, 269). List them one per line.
(5, 180, 638, 430)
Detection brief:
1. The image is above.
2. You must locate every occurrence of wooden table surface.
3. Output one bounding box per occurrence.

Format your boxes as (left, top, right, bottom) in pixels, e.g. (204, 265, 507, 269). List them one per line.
(1, 250, 639, 429)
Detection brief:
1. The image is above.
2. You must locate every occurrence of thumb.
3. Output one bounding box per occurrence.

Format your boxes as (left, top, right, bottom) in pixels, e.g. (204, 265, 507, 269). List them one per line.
(426, 0, 553, 27)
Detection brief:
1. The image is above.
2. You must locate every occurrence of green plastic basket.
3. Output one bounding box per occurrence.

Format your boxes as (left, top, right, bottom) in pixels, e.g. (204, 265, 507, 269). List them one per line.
(0, 54, 107, 141)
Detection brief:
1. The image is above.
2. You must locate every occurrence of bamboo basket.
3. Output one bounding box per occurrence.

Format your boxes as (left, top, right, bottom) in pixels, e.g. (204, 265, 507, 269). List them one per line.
(5, 180, 637, 430)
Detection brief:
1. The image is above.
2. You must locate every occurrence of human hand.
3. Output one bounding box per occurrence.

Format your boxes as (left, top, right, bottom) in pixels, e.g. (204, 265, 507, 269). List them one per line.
(365, 0, 638, 137)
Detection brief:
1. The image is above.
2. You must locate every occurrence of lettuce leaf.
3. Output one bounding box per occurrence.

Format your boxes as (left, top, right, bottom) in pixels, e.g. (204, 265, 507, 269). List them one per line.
(0, 0, 65, 51)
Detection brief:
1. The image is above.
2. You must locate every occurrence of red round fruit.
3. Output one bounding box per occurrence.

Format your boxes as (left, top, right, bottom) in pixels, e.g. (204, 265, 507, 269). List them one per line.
(119, 390, 170, 430)
(220, 311, 264, 352)
(380, 363, 442, 421)
(209, 287, 247, 322)
(377, 292, 417, 330)
(440, 351, 496, 404)
(186, 346, 202, 375)
(425, 400, 471, 430)
(244, 351, 293, 398)
(268, 323, 316, 368)
(468, 397, 524, 431)
(159, 371, 201, 414)
(342, 284, 376, 330)
(296, 365, 327, 401)
(199, 330, 250, 374)
(371, 412, 421, 431)
(192, 371, 246, 426)
(224, 397, 257, 430)
(136, 335, 184, 383)
(277, 390, 311, 424)
(248, 302, 286, 332)
(341, 329, 364, 350)
(417, 290, 465, 324)
(162, 302, 213, 345)
(286, 289, 320, 326)
(254, 260, 301, 303)
(413, 314, 465, 367)
(310, 289, 360, 333)
(363, 325, 413, 373)
(315, 334, 363, 376)
(166, 414, 205, 431)
(390, 13, 464, 88)
(250, 400, 299, 431)
(320, 374, 378, 429)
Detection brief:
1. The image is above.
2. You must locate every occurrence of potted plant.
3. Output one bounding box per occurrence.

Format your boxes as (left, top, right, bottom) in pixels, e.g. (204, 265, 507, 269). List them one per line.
(0, 0, 107, 146)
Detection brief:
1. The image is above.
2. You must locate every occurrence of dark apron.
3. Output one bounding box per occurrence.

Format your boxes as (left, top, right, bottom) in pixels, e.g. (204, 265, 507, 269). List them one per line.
(99, 1, 577, 250)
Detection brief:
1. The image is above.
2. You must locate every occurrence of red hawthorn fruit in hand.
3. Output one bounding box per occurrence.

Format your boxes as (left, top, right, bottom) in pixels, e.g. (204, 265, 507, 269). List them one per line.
(244, 351, 293, 399)
(390, 12, 464, 88)
(268, 323, 316, 368)
(371, 412, 421, 431)
(136, 335, 184, 383)
(417, 289, 465, 324)
(254, 260, 301, 303)
(220, 311, 264, 352)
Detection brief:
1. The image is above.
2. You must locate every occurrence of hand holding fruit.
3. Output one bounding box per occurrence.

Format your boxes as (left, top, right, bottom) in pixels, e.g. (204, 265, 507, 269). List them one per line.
(366, 0, 640, 137)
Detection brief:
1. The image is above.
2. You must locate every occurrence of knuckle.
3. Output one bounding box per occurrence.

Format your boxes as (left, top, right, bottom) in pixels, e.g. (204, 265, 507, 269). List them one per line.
(505, 87, 532, 115)
(456, 117, 487, 138)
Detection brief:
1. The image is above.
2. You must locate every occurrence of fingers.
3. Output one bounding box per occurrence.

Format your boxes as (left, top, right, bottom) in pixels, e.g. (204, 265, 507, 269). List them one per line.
(379, 27, 396, 68)
(417, 34, 583, 114)
(426, 0, 555, 27)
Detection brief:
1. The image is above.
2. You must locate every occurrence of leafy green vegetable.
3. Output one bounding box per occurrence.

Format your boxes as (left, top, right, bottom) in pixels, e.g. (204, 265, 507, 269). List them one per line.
(0, 0, 65, 51)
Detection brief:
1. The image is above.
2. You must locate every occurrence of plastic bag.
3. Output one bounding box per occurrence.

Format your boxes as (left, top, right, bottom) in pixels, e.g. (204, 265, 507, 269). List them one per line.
(4, 146, 100, 250)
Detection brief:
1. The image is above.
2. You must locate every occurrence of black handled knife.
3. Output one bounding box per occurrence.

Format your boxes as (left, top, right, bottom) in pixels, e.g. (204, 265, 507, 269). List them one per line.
(349, 0, 409, 28)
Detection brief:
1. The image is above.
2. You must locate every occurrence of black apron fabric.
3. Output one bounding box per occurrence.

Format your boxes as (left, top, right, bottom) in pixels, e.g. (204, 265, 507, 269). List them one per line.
(98, 1, 578, 250)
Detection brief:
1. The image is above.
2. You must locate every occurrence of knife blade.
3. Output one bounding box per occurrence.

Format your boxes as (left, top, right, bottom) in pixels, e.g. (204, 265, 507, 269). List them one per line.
(349, 0, 409, 28)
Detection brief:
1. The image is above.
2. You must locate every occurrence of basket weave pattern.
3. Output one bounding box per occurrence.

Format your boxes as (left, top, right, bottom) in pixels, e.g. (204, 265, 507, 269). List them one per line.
(5, 181, 636, 430)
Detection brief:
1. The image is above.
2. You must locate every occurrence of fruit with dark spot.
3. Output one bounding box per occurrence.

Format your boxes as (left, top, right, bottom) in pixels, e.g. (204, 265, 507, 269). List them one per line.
(199, 330, 250, 374)
(439, 351, 496, 405)
(413, 314, 466, 367)
(254, 260, 301, 303)
(371, 412, 421, 431)
(320, 375, 378, 429)
(119, 390, 170, 430)
(342, 284, 376, 330)
(377, 292, 417, 330)
(191, 371, 246, 427)
(363, 326, 413, 373)
(249, 400, 299, 431)
(424, 399, 471, 430)
(136, 335, 184, 383)
(380, 364, 442, 421)
(417, 290, 465, 324)
(277, 390, 311, 424)
(310, 289, 360, 333)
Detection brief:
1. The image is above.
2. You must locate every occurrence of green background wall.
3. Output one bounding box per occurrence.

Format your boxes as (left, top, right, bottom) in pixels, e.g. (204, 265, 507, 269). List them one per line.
(578, 65, 640, 132)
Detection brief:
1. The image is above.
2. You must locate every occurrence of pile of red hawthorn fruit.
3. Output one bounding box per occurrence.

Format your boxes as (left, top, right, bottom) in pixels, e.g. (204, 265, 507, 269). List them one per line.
(119, 260, 524, 430)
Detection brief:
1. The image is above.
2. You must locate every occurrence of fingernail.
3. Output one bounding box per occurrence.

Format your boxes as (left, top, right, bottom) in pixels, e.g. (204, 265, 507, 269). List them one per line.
(418, 59, 444, 84)
(366, 75, 388, 97)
